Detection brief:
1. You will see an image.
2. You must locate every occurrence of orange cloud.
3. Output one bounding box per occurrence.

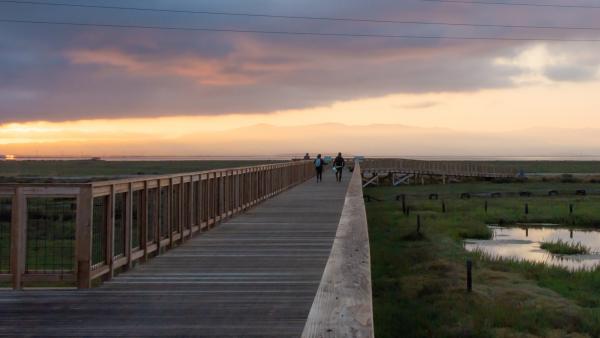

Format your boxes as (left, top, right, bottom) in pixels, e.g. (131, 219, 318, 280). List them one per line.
(68, 49, 255, 86)
(66, 42, 309, 86)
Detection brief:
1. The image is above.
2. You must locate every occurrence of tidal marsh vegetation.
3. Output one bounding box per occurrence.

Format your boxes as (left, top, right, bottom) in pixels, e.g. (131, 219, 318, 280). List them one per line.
(367, 181, 600, 337)
(540, 239, 590, 255)
(0, 160, 276, 182)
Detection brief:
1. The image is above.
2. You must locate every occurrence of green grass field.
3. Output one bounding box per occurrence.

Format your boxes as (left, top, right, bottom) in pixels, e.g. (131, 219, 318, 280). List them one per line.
(0, 160, 277, 182)
(367, 181, 600, 337)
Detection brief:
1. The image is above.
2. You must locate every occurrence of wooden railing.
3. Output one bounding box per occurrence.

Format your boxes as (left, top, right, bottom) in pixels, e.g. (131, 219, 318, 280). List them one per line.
(362, 158, 517, 178)
(0, 160, 314, 289)
(302, 161, 374, 337)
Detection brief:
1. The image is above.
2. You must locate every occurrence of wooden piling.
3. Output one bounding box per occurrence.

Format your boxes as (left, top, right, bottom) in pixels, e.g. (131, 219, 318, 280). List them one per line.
(466, 259, 472, 292)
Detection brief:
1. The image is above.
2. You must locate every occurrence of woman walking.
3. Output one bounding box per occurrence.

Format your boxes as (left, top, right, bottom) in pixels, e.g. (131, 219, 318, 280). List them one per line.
(314, 154, 324, 183)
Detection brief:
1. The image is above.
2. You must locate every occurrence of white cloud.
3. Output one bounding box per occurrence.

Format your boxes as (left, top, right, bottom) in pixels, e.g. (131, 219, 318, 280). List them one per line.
(494, 44, 600, 85)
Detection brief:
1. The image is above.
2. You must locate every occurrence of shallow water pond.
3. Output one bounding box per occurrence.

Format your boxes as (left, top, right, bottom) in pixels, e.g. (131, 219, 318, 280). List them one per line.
(465, 226, 600, 270)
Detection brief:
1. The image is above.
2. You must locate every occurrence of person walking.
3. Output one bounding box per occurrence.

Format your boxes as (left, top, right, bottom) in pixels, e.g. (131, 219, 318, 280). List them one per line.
(333, 152, 345, 182)
(314, 154, 324, 183)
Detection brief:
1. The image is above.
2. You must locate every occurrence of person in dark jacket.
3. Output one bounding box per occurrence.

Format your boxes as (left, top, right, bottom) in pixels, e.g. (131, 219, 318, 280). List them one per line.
(314, 154, 324, 183)
(333, 152, 345, 182)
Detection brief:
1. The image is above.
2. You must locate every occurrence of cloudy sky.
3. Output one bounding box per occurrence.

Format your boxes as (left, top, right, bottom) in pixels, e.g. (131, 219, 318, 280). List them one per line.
(1, 0, 600, 156)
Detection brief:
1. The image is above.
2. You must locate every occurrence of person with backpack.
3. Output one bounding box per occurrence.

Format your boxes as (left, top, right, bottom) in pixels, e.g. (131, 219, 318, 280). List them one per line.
(333, 152, 345, 182)
(314, 154, 324, 183)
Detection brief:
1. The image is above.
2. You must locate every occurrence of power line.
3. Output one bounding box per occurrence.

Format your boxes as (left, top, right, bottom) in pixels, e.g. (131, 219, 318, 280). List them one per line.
(421, 0, 600, 9)
(1, 18, 600, 42)
(2, 0, 600, 31)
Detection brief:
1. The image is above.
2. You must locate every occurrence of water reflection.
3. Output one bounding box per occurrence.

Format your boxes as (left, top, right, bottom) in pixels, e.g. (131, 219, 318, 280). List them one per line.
(465, 226, 600, 270)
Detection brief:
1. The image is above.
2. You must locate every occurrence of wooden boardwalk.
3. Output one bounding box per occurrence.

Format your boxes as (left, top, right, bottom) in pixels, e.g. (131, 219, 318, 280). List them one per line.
(0, 171, 350, 337)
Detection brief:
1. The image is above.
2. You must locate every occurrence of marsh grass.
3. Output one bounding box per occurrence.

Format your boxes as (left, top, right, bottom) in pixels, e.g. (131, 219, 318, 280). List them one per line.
(367, 181, 600, 337)
(540, 239, 590, 255)
(0, 160, 277, 181)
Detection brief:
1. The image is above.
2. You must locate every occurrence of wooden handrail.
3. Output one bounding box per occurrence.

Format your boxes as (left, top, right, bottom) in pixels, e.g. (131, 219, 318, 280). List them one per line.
(362, 158, 517, 178)
(0, 160, 314, 289)
(302, 161, 374, 338)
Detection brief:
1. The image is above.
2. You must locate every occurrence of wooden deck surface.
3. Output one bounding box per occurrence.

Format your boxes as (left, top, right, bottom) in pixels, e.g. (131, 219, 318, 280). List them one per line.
(0, 171, 349, 337)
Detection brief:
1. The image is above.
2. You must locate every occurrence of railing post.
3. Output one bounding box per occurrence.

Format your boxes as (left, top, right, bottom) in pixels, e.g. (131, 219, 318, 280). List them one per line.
(125, 183, 133, 269)
(178, 179, 183, 241)
(75, 185, 93, 289)
(106, 185, 115, 280)
(188, 176, 194, 239)
(142, 181, 149, 261)
(155, 180, 162, 255)
(168, 178, 174, 248)
(209, 172, 216, 227)
(10, 187, 26, 290)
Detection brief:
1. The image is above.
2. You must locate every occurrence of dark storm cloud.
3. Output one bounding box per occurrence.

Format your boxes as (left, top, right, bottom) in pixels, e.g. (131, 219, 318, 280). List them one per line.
(1, 0, 599, 123)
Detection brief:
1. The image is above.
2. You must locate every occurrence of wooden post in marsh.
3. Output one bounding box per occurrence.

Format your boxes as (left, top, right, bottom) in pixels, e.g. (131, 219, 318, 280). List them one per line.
(466, 259, 473, 292)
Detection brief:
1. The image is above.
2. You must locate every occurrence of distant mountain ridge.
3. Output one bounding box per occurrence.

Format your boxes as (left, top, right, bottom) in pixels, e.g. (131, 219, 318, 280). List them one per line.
(2, 123, 600, 157)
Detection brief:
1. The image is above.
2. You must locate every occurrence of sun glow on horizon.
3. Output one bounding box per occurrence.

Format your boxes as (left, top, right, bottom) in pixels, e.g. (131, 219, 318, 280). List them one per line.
(2, 79, 600, 155)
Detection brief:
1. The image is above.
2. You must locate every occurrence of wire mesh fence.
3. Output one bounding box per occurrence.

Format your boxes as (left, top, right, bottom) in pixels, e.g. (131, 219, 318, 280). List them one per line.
(172, 184, 180, 234)
(216, 177, 222, 217)
(113, 192, 126, 258)
(148, 188, 158, 243)
(160, 187, 169, 238)
(25, 197, 76, 274)
(193, 181, 200, 227)
(202, 179, 209, 223)
(0, 197, 11, 273)
(92, 196, 108, 268)
(2, 161, 313, 288)
(132, 190, 142, 249)
(183, 182, 191, 230)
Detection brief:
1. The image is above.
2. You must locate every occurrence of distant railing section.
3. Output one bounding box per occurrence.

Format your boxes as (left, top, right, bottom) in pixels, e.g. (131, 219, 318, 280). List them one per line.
(362, 158, 517, 178)
(0, 160, 314, 289)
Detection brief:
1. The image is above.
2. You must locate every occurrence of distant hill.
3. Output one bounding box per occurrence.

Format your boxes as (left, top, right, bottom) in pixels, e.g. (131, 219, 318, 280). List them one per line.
(2, 123, 600, 157)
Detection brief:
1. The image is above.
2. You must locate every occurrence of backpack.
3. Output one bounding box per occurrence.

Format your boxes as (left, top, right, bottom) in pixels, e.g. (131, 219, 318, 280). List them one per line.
(315, 158, 322, 167)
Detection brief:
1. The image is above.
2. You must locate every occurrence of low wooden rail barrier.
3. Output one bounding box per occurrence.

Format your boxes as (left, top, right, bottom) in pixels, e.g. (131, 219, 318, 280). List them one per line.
(302, 161, 374, 337)
(362, 158, 517, 178)
(0, 160, 314, 289)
